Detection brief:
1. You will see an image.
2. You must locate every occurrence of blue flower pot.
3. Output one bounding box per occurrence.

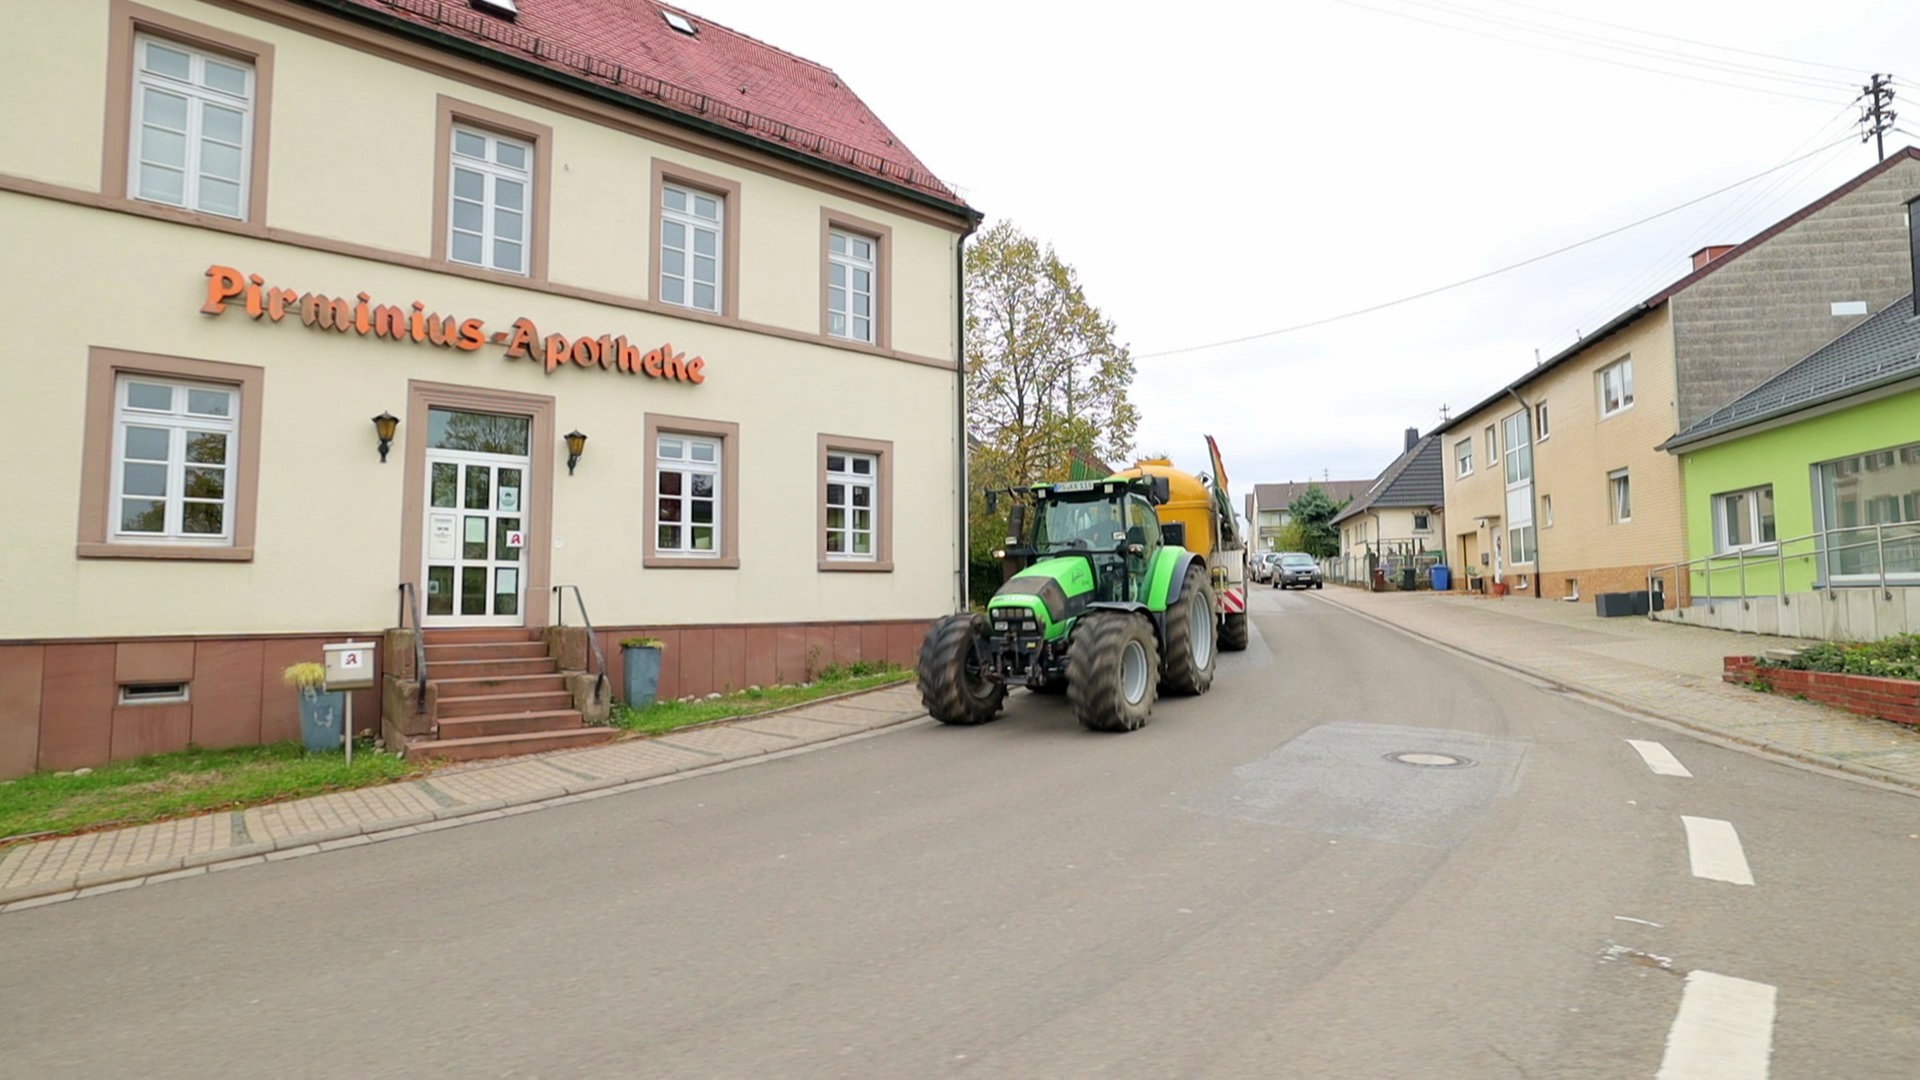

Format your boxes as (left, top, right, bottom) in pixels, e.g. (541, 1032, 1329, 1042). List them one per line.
(298, 687, 346, 752)
(622, 646, 663, 708)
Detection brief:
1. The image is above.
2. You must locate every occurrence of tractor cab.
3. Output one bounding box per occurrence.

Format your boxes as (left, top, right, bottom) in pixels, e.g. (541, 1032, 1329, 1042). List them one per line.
(1025, 484, 1163, 603)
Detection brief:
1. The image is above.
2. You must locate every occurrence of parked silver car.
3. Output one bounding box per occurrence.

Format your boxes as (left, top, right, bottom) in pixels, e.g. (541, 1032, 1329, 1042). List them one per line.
(1249, 552, 1280, 584)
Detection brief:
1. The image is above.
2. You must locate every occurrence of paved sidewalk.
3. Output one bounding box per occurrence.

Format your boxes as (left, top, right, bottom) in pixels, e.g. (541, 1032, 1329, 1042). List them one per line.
(1314, 587, 1920, 791)
(0, 683, 928, 913)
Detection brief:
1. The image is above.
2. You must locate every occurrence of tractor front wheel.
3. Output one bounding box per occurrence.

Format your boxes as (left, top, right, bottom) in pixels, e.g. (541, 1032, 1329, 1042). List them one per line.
(917, 614, 1006, 725)
(1068, 611, 1159, 733)
(1219, 611, 1250, 652)
(1161, 566, 1217, 696)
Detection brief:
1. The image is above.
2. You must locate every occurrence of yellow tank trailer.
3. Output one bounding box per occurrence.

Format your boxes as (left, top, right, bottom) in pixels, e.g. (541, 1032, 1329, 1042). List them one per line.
(1112, 442, 1249, 651)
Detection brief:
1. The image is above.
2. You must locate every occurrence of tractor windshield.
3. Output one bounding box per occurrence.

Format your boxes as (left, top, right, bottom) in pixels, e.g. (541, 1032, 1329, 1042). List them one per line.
(1034, 495, 1125, 551)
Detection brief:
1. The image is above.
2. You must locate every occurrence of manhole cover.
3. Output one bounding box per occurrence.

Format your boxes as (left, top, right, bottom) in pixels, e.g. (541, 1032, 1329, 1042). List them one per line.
(1386, 751, 1474, 768)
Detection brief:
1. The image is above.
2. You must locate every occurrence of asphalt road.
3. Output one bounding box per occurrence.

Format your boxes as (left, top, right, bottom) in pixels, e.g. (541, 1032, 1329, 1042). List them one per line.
(5, 589, 1919, 1078)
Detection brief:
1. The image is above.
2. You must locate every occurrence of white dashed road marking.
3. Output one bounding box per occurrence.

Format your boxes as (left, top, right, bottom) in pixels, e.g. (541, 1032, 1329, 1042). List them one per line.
(1628, 739, 1694, 777)
(1656, 970, 1778, 1080)
(1682, 816, 1755, 885)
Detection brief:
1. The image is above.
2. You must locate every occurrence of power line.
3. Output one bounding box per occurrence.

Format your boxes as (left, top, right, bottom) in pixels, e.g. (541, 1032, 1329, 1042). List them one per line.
(1319, 0, 1849, 103)
(1476, 0, 1868, 75)
(1403, 0, 1856, 91)
(1131, 137, 1858, 362)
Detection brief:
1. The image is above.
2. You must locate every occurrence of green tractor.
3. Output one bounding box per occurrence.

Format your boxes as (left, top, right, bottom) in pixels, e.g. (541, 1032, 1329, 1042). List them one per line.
(917, 474, 1217, 733)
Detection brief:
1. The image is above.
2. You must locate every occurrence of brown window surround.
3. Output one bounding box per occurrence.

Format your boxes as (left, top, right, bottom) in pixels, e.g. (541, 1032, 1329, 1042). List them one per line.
(646, 159, 742, 319)
(643, 414, 741, 569)
(399, 380, 556, 626)
(819, 208, 893, 351)
(817, 434, 894, 572)
(431, 95, 554, 283)
(102, 0, 276, 228)
(77, 347, 265, 561)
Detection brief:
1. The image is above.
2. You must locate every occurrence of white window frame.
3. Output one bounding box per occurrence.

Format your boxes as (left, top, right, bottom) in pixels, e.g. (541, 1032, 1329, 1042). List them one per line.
(1712, 485, 1777, 554)
(1485, 425, 1497, 461)
(1600, 358, 1636, 418)
(660, 182, 724, 313)
(1508, 523, 1536, 565)
(1609, 468, 1632, 524)
(827, 229, 877, 344)
(1535, 401, 1550, 440)
(447, 124, 534, 276)
(130, 34, 255, 219)
(1454, 438, 1473, 478)
(654, 434, 723, 556)
(1542, 494, 1553, 527)
(1412, 512, 1432, 533)
(824, 451, 879, 561)
(111, 375, 239, 546)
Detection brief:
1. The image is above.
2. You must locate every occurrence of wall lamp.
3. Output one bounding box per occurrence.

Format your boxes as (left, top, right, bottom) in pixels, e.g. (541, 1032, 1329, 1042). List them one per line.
(564, 430, 588, 475)
(372, 411, 399, 463)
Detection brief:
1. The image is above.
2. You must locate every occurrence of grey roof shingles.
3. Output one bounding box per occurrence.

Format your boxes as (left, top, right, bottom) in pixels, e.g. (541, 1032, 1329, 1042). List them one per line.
(1333, 435, 1445, 524)
(1663, 294, 1920, 449)
(1251, 480, 1374, 513)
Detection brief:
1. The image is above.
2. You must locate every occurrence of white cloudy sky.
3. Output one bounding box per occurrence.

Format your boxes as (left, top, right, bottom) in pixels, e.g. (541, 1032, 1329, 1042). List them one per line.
(690, 0, 1916, 489)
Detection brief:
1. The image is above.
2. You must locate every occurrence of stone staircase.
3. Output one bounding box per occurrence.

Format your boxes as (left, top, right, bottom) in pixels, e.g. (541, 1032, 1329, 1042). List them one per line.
(387, 627, 615, 763)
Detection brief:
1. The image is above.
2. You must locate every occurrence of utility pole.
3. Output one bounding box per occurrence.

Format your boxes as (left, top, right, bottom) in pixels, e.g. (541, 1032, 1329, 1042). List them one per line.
(1862, 74, 1896, 161)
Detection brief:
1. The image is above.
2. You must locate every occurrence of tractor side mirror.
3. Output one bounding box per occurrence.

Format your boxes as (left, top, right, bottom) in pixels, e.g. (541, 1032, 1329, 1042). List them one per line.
(1007, 502, 1027, 545)
(1160, 521, 1187, 547)
(1150, 476, 1171, 504)
(985, 490, 999, 513)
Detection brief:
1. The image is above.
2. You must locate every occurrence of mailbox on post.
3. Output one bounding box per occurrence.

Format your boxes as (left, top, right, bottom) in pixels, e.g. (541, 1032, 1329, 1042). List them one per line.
(321, 641, 375, 764)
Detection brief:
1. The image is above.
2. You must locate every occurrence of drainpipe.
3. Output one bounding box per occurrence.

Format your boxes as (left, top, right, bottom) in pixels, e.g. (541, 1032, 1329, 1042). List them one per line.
(954, 230, 972, 613)
(1505, 387, 1542, 598)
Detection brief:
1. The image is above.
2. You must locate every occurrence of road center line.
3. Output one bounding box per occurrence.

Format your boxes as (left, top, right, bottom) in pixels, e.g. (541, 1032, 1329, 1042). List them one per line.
(1681, 816, 1755, 885)
(1628, 739, 1694, 777)
(1656, 970, 1778, 1080)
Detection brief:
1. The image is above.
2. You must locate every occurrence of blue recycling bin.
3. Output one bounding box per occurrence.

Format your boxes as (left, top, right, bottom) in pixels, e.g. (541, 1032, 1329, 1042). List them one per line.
(1430, 565, 1453, 591)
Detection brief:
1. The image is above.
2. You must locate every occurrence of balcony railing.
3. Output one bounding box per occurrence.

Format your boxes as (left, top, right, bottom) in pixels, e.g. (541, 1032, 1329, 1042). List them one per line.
(1645, 521, 1920, 616)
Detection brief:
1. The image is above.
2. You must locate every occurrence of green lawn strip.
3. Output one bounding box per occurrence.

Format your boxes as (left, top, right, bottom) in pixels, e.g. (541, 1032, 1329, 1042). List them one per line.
(612, 666, 913, 736)
(0, 742, 420, 846)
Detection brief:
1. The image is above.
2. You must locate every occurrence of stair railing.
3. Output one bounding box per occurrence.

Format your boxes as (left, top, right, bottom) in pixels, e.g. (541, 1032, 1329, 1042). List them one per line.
(396, 582, 428, 715)
(552, 584, 609, 705)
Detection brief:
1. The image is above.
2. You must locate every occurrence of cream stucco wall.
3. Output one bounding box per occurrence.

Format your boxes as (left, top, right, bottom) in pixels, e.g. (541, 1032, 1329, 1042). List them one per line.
(1442, 307, 1685, 589)
(2, 193, 960, 638)
(2, 0, 960, 362)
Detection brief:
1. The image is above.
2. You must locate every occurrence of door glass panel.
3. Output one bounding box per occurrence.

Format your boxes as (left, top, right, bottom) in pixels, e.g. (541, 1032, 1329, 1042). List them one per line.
(464, 465, 491, 509)
(461, 567, 488, 615)
(463, 515, 488, 560)
(497, 468, 522, 512)
(495, 517, 521, 560)
(427, 408, 531, 455)
(427, 565, 454, 616)
(431, 462, 457, 508)
(495, 568, 520, 616)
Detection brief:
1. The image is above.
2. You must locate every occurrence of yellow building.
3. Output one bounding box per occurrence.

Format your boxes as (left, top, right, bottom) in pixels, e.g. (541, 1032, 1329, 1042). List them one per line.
(0, 0, 978, 773)
(1440, 151, 1920, 602)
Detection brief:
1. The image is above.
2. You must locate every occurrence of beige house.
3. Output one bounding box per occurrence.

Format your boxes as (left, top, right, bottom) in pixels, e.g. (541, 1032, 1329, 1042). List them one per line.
(1331, 429, 1445, 585)
(1439, 150, 1920, 601)
(0, 0, 977, 775)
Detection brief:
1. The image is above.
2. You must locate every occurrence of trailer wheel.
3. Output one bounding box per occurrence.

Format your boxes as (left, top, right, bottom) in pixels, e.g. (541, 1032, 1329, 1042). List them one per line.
(1068, 612, 1158, 733)
(917, 614, 1005, 725)
(1219, 611, 1250, 652)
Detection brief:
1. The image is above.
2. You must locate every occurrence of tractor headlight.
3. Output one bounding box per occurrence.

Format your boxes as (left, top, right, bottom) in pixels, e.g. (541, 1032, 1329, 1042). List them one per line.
(1020, 619, 1039, 632)
(992, 619, 1010, 632)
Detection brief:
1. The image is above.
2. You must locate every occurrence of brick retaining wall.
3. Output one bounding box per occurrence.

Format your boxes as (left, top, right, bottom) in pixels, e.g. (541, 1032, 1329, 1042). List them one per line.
(1724, 656, 1920, 725)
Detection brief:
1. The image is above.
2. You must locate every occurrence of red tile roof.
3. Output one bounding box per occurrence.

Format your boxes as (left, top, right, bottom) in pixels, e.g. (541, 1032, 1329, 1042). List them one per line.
(333, 0, 965, 208)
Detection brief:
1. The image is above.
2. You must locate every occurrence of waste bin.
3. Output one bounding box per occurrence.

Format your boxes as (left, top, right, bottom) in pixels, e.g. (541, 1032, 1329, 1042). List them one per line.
(1399, 568, 1417, 591)
(1431, 565, 1452, 591)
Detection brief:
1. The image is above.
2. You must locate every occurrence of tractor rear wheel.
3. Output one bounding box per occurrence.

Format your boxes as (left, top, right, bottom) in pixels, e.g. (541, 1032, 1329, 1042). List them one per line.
(1161, 566, 1216, 696)
(1068, 611, 1159, 733)
(1219, 611, 1250, 652)
(917, 614, 1006, 725)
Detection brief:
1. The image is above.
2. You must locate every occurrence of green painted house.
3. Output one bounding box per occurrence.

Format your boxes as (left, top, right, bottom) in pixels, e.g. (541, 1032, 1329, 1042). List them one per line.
(1661, 281, 1920, 635)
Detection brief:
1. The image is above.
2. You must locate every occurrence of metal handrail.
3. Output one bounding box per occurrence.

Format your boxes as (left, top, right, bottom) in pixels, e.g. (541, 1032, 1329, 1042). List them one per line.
(552, 585, 609, 705)
(396, 582, 427, 715)
(1645, 521, 1920, 618)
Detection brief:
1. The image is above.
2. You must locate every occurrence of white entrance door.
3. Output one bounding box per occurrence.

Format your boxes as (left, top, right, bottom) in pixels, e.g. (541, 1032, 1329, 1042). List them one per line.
(422, 408, 532, 626)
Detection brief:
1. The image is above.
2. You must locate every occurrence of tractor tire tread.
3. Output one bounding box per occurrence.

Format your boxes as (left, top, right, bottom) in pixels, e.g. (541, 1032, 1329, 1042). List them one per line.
(1161, 566, 1216, 696)
(916, 614, 1006, 725)
(1219, 611, 1250, 652)
(1068, 611, 1158, 733)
